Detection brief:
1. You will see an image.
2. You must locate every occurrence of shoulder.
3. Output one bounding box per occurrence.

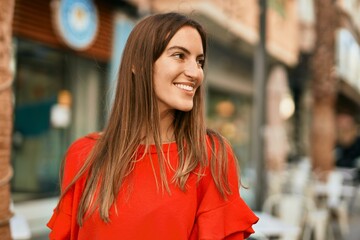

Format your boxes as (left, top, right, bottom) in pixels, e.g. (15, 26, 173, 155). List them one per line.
(205, 129, 233, 154)
(203, 129, 238, 180)
(66, 132, 100, 157)
(63, 132, 100, 180)
(204, 129, 239, 185)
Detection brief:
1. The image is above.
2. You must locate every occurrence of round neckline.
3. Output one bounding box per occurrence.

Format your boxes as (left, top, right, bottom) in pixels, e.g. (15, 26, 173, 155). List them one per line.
(85, 132, 178, 154)
(137, 141, 178, 154)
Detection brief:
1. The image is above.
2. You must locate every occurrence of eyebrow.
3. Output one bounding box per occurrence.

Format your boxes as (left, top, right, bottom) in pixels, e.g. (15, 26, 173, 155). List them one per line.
(167, 46, 204, 58)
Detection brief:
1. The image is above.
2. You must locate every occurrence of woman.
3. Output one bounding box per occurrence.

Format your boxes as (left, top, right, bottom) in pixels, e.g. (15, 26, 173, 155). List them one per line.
(48, 12, 258, 239)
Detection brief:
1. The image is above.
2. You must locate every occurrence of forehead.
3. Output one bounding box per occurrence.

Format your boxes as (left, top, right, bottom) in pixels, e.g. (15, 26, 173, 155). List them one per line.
(166, 26, 204, 52)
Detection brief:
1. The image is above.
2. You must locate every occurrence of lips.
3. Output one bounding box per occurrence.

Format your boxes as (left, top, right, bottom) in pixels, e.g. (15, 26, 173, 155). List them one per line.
(174, 83, 194, 91)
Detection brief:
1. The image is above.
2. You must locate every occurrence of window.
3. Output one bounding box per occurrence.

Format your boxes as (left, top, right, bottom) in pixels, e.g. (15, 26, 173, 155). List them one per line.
(11, 39, 107, 202)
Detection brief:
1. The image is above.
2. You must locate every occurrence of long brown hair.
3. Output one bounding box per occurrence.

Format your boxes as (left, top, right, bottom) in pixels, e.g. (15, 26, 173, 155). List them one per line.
(58, 12, 234, 225)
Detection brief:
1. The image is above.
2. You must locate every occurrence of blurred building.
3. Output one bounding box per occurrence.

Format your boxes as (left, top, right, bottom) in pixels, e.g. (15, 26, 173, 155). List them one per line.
(294, 0, 360, 163)
(335, 1, 360, 116)
(9, 0, 303, 236)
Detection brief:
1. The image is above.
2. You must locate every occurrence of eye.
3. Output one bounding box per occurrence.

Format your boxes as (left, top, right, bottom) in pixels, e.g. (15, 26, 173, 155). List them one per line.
(197, 58, 205, 68)
(172, 52, 185, 59)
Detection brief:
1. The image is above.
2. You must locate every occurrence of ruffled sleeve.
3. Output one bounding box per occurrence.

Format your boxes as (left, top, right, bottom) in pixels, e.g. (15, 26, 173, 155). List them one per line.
(195, 197, 258, 239)
(47, 178, 78, 240)
(47, 207, 73, 239)
(191, 141, 259, 239)
(47, 134, 98, 240)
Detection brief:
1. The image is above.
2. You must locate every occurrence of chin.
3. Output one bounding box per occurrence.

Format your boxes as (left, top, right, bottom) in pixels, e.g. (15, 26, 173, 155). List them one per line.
(177, 105, 193, 112)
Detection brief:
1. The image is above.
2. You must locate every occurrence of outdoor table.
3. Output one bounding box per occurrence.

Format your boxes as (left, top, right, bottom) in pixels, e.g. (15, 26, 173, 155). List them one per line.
(252, 211, 300, 239)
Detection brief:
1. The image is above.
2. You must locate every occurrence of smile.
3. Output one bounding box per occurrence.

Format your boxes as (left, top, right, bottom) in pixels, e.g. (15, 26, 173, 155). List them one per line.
(174, 83, 194, 91)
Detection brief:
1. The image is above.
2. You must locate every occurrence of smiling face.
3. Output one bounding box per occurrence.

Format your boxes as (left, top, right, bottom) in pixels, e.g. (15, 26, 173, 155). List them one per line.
(153, 26, 205, 114)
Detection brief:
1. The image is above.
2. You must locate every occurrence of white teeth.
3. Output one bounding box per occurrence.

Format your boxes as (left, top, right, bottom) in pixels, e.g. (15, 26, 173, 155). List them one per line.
(174, 84, 194, 91)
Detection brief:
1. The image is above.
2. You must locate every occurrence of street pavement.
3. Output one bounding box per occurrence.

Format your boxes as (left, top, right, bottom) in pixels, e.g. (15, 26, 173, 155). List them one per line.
(346, 198, 360, 240)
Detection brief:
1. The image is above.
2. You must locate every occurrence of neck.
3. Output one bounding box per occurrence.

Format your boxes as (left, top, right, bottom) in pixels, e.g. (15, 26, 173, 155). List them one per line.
(160, 110, 175, 142)
(141, 110, 175, 144)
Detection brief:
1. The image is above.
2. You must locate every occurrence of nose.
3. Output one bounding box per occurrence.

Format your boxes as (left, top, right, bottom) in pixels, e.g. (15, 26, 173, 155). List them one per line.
(184, 60, 203, 80)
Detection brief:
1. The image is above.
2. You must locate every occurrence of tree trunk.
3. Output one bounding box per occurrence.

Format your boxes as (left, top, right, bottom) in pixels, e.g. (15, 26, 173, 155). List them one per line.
(0, 0, 15, 238)
(311, 0, 338, 177)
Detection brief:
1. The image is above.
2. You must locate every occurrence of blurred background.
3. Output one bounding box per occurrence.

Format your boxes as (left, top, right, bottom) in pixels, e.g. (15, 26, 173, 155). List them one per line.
(1, 0, 360, 239)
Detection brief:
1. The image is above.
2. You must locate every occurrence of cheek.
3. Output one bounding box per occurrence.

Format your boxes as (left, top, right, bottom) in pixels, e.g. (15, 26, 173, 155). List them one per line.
(153, 64, 174, 83)
(153, 67, 164, 90)
(198, 71, 204, 85)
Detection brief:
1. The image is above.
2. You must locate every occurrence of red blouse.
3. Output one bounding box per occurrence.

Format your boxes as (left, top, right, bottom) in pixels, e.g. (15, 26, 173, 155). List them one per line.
(47, 133, 258, 239)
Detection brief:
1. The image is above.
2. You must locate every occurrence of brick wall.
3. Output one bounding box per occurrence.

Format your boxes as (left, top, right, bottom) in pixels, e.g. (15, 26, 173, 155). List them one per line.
(136, 0, 300, 66)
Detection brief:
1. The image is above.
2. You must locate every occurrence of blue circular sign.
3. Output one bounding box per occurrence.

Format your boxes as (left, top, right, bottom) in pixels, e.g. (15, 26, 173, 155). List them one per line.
(55, 0, 99, 50)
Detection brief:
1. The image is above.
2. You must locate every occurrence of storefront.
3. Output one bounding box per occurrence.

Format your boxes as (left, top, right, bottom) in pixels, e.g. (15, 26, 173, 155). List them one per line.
(10, 0, 112, 202)
(11, 39, 108, 201)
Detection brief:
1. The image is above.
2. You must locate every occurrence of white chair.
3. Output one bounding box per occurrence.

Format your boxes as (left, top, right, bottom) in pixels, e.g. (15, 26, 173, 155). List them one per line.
(313, 170, 351, 239)
(286, 157, 312, 195)
(305, 208, 331, 240)
(262, 193, 316, 240)
(335, 167, 360, 212)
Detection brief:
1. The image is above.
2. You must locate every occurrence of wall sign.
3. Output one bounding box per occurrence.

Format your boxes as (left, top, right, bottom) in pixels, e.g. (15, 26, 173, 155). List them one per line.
(52, 0, 99, 50)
